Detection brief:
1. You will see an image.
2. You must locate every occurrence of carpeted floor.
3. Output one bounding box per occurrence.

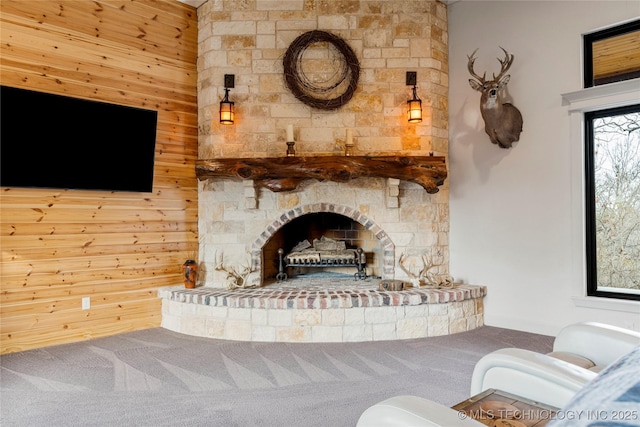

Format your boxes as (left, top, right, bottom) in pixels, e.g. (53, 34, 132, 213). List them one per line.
(0, 326, 553, 426)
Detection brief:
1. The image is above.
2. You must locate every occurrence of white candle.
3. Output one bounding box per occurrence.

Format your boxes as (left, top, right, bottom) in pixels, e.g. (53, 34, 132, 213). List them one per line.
(346, 129, 353, 145)
(286, 124, 294, 141)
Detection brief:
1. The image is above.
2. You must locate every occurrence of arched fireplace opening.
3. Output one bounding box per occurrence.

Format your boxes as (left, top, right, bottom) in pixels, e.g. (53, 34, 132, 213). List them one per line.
(262, 212, 382, 283)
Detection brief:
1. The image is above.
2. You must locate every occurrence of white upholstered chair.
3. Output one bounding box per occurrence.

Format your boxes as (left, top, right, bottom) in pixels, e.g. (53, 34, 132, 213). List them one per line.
(469, 322, 640, 408)
(357, 322, 640, 427)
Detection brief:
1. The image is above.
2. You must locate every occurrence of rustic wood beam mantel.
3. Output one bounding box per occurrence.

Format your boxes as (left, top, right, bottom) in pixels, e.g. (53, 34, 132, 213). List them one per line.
(196, 156, 447, 194)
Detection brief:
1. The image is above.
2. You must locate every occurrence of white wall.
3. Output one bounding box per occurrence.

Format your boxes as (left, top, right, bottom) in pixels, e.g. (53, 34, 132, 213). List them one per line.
(448, 0, 640, 335)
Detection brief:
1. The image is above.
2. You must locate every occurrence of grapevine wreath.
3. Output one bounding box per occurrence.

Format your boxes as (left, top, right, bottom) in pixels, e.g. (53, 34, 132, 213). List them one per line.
(283, 30, 360, 110)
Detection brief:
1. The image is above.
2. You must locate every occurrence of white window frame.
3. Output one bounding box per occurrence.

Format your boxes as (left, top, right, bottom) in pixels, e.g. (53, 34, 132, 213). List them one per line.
(562, 78, 640, 313)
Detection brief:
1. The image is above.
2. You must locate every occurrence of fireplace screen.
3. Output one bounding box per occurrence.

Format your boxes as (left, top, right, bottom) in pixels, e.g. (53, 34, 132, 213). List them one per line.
(277, 236, 367, 281)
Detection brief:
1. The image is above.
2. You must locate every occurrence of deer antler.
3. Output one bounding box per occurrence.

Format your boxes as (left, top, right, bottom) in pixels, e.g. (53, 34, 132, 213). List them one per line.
(467, 49, 486, 84)
(398, 251, 455, 289)
(398, 253, 421, 287)
(420, 253, 436, 282)
(493, 46, 514, 80)
(214, 251, 256, 289)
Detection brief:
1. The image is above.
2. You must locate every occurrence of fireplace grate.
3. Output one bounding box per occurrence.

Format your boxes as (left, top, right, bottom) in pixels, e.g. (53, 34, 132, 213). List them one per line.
(276, 236, 367, 281)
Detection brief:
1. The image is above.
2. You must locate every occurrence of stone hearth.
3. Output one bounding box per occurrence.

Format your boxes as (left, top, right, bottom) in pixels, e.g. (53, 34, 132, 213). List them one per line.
(159, 279, 486, 343)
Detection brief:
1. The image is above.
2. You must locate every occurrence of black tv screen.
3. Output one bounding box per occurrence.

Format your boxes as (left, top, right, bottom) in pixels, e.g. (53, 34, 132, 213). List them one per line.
(1, 86, 158, 192)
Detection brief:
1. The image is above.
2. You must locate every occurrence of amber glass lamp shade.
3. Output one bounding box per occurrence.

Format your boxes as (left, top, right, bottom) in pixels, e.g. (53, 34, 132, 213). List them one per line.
(407, 86, 422, 123)
(220, 88, 234, 125)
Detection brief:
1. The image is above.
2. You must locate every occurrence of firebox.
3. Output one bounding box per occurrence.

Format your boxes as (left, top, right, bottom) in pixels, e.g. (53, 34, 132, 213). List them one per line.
(263, 212, 379, 282)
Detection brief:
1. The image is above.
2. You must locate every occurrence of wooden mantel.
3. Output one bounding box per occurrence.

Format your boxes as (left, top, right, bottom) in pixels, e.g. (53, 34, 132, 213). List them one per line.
(196, 156, 447, 193)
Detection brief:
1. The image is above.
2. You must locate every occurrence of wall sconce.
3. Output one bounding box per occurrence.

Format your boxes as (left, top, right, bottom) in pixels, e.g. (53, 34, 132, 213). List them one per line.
(220, 74, 235, 125)
(406, 71, 422, 123)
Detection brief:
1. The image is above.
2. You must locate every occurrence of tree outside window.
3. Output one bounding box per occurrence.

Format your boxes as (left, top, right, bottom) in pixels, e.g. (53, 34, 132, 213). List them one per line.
(586, 105, 640, 300)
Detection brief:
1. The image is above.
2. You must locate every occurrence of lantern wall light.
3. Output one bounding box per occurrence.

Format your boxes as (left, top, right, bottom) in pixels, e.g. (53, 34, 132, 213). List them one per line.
(220, 74, 235, 125)
(406, 71, 422, 123)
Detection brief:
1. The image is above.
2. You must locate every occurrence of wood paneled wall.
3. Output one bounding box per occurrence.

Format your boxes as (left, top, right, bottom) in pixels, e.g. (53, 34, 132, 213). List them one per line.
(0, 0, 199, 354)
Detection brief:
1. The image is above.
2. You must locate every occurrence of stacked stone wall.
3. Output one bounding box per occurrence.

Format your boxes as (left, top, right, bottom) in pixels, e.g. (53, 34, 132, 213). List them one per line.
(197, 0, 449, 287)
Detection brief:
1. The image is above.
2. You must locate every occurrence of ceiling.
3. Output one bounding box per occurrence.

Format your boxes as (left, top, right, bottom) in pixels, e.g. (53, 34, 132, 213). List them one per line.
(177, 0, 207, 7)
(179, 0, 460, 7)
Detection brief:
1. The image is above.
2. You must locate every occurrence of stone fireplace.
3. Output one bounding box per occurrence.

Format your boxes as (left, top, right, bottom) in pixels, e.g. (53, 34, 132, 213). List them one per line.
(197, 172, 448, 289)
(157, 0, 487, 342)
(159, 172, 486, 342)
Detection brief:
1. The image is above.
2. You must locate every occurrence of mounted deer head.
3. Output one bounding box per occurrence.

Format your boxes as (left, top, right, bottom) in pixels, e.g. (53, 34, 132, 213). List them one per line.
(468, 47, 523, 148)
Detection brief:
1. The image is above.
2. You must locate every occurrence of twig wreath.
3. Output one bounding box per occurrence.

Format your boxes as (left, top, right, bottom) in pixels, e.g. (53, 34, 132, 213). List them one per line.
(283, 30, 360, 110)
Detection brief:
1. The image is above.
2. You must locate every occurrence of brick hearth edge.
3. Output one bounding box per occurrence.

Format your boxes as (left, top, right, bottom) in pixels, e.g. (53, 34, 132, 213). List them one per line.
(159, 284, 487, 342)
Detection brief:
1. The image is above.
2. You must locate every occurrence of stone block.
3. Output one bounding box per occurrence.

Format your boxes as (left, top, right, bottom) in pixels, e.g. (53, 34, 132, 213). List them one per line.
(428, 303, 449, 316)
(196, 304, 215, 317)
(182, 316, 207, 337)
(211, 21, 256, 36)
(256, 34, 276, 49)
(462, 299, 476, 317)
(322, 309, 345, 325)
(343, 324, 373, 342)
(228, 307, 252, 320)
(404, 304, 429, 318)
(205, 319, 226, 338)
(243, 182, 256, 197)
(270, 103, 310, 118)
(221, 35, 256, 53)
(381, 47, 410, 59)
(268, 309, 292, 326)
(450, 318, 467, 335)
(448, 303, 464, 320)
(202, 50, 227, 70)
(364, 306, 397, 324)
(396, 317, 428, 339)
(256, 1, 305, 12)
(312, 326, 343, 342)
(471, 314, 485, 329)
(251, 309, 268, 325)
(245, 197, 258, 210)
(293, 309, 322, 326)
(344, 307, 365, 325)
(318, 15, 350, 29)
(161, 314, 181, 332)
(386, 197, 399, 208)
(252, 325, 276, 342)
(277, 326, 311, 342)
(182, 301, 198, 316)
(167, 300, 183, 315)
(427, 315, 450, 337)
(372, 323, 397, 341)
(225, 319, 252, 340)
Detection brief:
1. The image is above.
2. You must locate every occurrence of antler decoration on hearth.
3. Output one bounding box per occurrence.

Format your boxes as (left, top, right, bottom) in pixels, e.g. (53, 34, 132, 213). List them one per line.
(398, 252, 455, 289)
(214, 252, 256, 290)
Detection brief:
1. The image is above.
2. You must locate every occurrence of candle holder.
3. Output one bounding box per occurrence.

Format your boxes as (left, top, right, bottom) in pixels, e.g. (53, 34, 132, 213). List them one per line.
(345, 128, 354, 156)
(344, 143, 354, 156)
(286, 141, 296, 157)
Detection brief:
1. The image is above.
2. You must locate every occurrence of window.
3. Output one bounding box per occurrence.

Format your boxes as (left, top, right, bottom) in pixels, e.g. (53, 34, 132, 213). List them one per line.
(585, 104, 640, 300)
(583, 19, 640, 88)
(564, 21, 638, 309)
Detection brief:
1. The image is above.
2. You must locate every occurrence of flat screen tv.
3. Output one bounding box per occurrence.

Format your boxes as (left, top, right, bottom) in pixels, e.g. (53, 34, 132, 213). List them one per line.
(1, 86, 158, 193)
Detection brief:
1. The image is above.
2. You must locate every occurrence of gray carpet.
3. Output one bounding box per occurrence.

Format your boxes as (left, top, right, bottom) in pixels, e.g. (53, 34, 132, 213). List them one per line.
(0, 326, 553, 426)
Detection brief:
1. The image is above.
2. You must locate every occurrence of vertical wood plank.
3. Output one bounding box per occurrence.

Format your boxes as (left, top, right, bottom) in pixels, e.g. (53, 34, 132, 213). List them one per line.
(0, 0, 199, 354)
